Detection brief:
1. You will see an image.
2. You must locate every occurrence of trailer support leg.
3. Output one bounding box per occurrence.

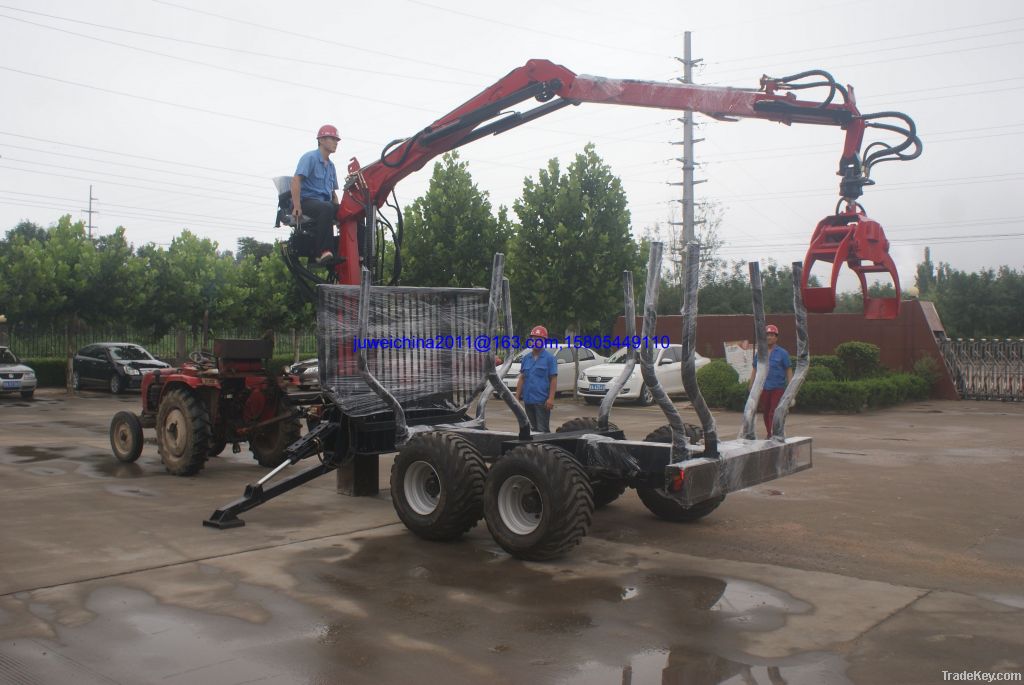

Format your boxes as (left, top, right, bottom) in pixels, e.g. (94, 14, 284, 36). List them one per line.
(336, 454, 380, 496)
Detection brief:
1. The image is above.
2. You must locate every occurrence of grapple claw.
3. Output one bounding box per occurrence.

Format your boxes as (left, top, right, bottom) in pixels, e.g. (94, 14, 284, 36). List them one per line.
(800, 210, 901, 320)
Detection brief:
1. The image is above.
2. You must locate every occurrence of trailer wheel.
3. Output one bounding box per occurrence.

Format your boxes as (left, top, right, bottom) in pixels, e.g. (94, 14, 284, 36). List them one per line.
(636, 426, 723, 522)
(555, 417, 627, 509)
(156, 389, 211, 476)
(391, 431, 487, 541)
(645, 423, 704, 446)
(484, 443, 593, 561)
(109, 411, 144, 463)
(250, 406, 301, 468)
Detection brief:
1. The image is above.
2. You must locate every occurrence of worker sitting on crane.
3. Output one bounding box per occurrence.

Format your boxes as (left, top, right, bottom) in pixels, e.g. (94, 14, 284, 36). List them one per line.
(291, 124, 341, 266)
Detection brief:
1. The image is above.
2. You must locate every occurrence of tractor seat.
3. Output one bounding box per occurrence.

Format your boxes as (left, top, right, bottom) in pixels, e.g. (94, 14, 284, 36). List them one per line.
(272, 176, 313, 229)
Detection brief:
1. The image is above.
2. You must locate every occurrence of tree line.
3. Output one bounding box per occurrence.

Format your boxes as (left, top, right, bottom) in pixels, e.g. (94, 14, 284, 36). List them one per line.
(1, 146, 1021, 346)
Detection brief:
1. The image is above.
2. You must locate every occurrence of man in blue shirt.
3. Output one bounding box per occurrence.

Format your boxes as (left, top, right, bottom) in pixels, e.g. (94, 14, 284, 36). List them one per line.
(515, 325, 558, 433)
(291, 124, 341, 265)
(749, 324, 793, 437)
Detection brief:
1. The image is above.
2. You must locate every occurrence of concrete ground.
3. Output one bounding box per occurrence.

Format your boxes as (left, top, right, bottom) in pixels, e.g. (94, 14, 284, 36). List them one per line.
(0, 388, 1022, 685)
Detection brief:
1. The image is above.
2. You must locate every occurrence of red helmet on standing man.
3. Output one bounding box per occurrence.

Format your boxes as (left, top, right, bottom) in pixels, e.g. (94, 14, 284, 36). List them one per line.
(528, 325, 549, 339)
(316, 124, 340, 140)
(765, 324, 779, 335)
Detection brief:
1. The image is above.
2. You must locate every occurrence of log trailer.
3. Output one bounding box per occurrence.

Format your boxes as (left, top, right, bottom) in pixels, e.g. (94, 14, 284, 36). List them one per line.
(196, 60, 921, 560)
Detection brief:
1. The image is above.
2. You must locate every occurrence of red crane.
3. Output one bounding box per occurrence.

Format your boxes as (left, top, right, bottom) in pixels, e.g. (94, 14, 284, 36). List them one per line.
(283, 59, 920, 319)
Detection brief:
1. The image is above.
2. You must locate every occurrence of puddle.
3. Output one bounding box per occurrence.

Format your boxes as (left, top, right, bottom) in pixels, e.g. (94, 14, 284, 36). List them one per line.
(562, 647, 851, 685)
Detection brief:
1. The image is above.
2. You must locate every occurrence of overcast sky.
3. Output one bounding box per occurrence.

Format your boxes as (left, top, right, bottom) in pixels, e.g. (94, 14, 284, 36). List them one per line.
(1, 0, 1021, 294)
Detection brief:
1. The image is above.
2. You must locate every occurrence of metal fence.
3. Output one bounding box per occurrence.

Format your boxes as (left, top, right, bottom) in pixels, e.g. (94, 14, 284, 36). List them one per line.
(938, 338, 1024, 401)
(5, 325, 319, 362)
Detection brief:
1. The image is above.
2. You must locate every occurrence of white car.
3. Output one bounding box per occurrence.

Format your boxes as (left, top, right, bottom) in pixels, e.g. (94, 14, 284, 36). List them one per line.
(576, 344, 709, 405)
(500, 346, 606, 396)
(0, 346, 37, 400)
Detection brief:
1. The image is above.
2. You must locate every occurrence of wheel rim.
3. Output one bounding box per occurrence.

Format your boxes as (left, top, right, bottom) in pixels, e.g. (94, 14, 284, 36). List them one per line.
(162, 407, 188, 458)
(497, 475, 543, 535)
(72, 372, 79, 389)
(112, 420, 133, 456)
(641, 386, 652, 404)
(405, 461, 441, 515)
(111, 376, 120, 393)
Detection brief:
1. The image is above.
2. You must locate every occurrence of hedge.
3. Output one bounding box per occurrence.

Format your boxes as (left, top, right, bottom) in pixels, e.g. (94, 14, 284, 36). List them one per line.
(696, 360, 740, 407)
(835, 341, 881, 380)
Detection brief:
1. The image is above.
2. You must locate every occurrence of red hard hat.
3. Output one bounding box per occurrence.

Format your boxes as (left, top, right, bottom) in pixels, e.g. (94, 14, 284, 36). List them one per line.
(529, 325, 548, 338)
(765, 324, 779, 334)
(317, 124, 340, 140)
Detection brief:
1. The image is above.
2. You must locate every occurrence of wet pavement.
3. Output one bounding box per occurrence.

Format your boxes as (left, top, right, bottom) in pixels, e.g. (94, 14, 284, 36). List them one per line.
(1, 389, 1022, 684)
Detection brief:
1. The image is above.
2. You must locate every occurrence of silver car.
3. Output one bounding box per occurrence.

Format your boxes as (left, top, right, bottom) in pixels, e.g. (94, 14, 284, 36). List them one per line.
(0, 346, 37, 400)
(287, 358, 320, 390)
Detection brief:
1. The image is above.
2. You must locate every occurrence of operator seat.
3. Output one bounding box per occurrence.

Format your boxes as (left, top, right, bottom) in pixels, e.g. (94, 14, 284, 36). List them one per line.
(273, 176, 328, 259)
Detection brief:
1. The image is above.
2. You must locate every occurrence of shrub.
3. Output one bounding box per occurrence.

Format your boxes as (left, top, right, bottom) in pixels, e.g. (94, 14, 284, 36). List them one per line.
(725, 382, 749, 412)
(835, 341, 881, 380)
(796, 380, 868, 412)
(24, 357, 68, 387)
(696, 359, 739, 407)
(912, 355, 943, 394)
(805, 365, 835, 383)
(810, 354, 845, 379)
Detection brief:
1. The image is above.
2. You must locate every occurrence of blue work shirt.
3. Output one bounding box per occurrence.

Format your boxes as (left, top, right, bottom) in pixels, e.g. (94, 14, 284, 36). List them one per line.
(294, 149, 338, 202)
(753, 345, 791, 390)
(520, 349, 558, 404)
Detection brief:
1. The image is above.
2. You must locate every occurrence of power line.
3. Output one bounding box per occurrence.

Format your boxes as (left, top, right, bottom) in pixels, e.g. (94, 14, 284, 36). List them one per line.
(0, 4, 478, 87)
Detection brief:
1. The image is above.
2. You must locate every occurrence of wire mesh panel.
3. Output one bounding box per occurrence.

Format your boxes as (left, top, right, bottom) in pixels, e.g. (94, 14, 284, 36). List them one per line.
(939, 338, 1024, 401)
(316, 284, 492, 416)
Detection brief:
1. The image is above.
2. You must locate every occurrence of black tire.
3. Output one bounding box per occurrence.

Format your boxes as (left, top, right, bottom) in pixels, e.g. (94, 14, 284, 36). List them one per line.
(645, 423, 704, 446)
(109, 373, 124, 395)
(555, 417, 626, 509)
(636, 425, 723, 522)
(483, 443, 593, 561)
(156, 389, 211, 476)
(109, 411, 144, 463)
(20, 390, 33, 400)
(250, 403, 301, 468)
(71, 370, 81, 391)
(391, 431, 487, 541)
(637, 384, 654, 406)
(209, 441, 227, 457)
(584, 397, 601, 406)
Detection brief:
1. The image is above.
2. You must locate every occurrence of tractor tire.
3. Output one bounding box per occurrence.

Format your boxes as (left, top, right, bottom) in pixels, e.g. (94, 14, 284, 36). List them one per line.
(109, 374, 124, 395)
(483, 443, 593, 561)
(635, 425, 723, 523)
(555, 417, 627, 509)
(209, 440, 227, 457)
(391, 431, 487, 541)
(109, 411, 144, 463)
(156, 389, 211, 476)
(645, 423, 704, 446)
(250, 410, 301, 468)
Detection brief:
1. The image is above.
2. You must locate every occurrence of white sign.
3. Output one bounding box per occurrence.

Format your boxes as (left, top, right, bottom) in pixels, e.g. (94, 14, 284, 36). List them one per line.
(723, 340, 753, 381)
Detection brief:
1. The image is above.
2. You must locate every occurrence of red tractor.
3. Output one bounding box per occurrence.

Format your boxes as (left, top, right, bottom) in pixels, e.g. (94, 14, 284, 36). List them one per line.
(108, 338, 302, 476)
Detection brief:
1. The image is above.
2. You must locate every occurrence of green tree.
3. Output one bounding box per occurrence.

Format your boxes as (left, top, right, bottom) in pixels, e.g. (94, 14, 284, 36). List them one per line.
(508, 144, 641, 336)
(401, 151, 512, 287)
(235, 237, 275, 263)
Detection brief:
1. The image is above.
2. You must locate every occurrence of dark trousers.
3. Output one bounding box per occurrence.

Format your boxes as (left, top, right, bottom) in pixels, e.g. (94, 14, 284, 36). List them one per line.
(758, 388, 785, 437)
(301, 199, 337, 255)
(525, 404, 551, 433)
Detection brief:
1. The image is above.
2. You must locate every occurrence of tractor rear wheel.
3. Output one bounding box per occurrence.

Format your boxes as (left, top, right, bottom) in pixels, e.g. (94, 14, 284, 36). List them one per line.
(635, 425, 723, 522)
(109, 411, 144, 463)
(156, 389, 211, 476)
(391, 431, 487, 541)
(555, 417, 627, 509)
(250, 403, 301, 468)
(483, 443, 593, 561)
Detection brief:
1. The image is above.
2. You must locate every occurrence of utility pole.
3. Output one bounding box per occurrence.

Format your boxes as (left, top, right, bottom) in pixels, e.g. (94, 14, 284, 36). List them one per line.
(83, 185, 98, 238)
(670, 32, 706, 246)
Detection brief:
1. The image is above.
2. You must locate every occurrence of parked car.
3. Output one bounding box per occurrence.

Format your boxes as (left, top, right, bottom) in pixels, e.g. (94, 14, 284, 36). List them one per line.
(500, 345, 606, 396)
(576, 344, 710, 405)
(0, 346, 37, 400)
(72, 342, 170, 394)
(286, 357, 320, 390)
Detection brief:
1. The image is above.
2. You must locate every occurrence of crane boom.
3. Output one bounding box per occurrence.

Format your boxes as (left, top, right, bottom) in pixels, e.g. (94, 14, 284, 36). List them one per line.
(312, 59, 919, 318)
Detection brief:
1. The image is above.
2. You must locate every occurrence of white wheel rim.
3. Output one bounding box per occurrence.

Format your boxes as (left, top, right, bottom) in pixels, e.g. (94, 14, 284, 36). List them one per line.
(405, 461, 441, 515)
(114, 422, 132, 454)
(498, 475, 542, 535)
(163, 408, 187, 456)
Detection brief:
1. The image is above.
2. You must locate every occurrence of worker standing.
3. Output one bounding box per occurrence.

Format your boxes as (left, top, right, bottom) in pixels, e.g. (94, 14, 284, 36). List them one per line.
(291, 125, 341, 265)
(515, 325, 558, 433)
(749, 324, 793, 437)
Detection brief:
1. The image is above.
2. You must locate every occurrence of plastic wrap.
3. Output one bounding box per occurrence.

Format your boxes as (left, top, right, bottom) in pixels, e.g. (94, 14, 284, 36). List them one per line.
(316, 283, 493, 417)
